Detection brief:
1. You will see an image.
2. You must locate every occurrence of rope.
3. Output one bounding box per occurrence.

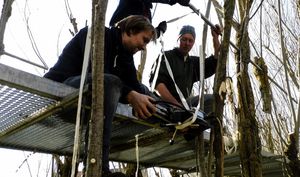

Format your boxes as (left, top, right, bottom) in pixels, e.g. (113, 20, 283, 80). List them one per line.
(151, 30, 209, 131)
(160, 37, 190, 110)
(167, 45, 205, 130)
(135, 134, 140, 177)
(162, 52, 190, 110)
(71, 27, 91, 177)
(150, 53, 162, 92)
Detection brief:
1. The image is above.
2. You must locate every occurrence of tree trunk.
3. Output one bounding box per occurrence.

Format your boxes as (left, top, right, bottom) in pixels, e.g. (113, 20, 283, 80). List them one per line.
(212, 0, 235, 177)
(125, 163, 142, 177)
(236, 1, 262, 177)
(201, 0, 212, 53)
(53, 155, 73, 177)
(297, 36, 300, 159)
(0, 0, 15, 53)
(276, 0, 297, 144)
(253, 57, 271, 113)
(298, 0, 300, 17)
(285, 133, 300, 177)
(196, 133, 207, 177)
(85, 0, 108, 176)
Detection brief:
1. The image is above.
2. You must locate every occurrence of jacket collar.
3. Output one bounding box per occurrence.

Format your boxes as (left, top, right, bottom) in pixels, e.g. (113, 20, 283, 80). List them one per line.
(111, 27, 131, 56)
(173, 47, 189, 60)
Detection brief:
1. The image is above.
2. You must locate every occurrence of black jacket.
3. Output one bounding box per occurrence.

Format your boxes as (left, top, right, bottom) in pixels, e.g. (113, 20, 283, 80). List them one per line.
(44, 26, 143, 102)
(109, 0, 176, 26)
(149, 48, 217, 101)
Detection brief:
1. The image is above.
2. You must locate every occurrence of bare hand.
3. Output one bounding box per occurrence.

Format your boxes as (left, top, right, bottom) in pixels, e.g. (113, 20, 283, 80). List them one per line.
(127, 91, 156, 119)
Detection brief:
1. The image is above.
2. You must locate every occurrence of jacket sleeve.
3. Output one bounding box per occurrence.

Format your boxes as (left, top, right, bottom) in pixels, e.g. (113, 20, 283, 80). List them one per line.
(150, 0, 176, 5)
(204, 55, 218, 78)
(192, 55, 217, 82)
(115, 54, 143, 103)
(44, 27, 88, 82)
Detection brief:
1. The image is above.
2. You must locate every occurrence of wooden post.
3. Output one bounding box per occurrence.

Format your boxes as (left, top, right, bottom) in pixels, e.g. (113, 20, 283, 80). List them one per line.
(85, 0, 108, 176)
(235, 1, 263, 176)
(212, 0, 235, 177)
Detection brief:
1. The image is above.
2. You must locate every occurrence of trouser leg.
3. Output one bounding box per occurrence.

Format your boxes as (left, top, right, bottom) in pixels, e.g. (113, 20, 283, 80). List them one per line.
(102, 74, 122, 172)
(187, 94, 214, 114)
(63, 74, 122, 173)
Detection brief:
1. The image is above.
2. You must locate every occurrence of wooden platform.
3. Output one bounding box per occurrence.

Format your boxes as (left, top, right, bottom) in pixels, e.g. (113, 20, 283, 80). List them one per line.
(0, 63, 285, 176)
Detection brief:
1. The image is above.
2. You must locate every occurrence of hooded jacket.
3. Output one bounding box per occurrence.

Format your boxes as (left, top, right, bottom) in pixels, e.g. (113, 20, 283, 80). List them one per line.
(44, 26, 142, 102)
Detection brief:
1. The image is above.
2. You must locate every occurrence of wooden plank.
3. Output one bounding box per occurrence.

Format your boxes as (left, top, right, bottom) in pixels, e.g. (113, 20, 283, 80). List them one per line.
(0, 63, 77, 99)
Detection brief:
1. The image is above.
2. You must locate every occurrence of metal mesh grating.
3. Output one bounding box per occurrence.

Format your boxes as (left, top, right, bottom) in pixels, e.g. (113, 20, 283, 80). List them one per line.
(0, 84, 57, 132)
(0, 115, 87, 155)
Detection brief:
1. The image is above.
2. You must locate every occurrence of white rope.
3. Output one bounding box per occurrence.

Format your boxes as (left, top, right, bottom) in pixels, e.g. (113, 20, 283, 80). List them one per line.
(135, 134, 140, 177)
(150, 32, 165, 92)
(175, 45, 205, 130)
(162, 53, 190, 110)
(158, 37, 190, 110)
(150, 35, 190, 111)
(197, 44, 205, 111)
(71, 27, 91, 177)
(150, 53, 162, 92)
(151, 32, 207, 130)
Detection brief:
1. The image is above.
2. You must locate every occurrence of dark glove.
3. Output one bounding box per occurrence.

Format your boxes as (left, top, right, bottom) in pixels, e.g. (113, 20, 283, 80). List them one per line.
(156, 21, 167, 38)
(176, 0, 190, 6)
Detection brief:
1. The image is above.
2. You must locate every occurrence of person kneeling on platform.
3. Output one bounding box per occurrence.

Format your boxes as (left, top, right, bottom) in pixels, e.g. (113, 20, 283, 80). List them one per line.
(149, 25, 221, 138)
(44, 15, 157, 177)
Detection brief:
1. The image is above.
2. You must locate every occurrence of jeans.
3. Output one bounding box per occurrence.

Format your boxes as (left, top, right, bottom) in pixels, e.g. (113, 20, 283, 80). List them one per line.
(63, 73, 122, 173)
(186, 94, 214, 114)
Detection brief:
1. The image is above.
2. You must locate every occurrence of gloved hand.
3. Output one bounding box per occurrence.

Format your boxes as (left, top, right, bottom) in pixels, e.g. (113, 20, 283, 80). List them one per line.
(211, 24, 222, 37)
(177, 0, 190, 6)
(156, 21, 167, 38)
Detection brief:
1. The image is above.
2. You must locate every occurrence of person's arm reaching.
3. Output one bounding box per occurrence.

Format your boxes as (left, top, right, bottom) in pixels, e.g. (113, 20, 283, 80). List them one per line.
(150, 0, 190, 6)
(156, 83, 182, 107)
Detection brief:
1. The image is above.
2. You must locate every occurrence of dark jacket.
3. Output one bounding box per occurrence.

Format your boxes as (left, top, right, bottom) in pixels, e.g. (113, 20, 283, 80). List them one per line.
(44, 26, 142, 102)
(149, 48, 217, 102)
(109, 0, 176, 26)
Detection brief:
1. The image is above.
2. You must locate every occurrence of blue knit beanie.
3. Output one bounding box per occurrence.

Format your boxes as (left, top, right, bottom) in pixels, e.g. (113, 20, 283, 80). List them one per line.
(179, 25, 196, 39)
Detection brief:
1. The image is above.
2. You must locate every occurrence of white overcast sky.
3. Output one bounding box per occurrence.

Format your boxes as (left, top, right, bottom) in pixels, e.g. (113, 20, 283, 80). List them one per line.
(0, 0, 216, 176)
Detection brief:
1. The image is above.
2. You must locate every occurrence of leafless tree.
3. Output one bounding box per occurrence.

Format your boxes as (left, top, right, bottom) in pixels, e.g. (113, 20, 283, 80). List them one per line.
(85, 0, 108, 176)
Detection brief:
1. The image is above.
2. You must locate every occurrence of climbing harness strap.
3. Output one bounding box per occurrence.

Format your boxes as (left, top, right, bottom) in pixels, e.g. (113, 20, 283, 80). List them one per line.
(162, 52, 190, 111)
(151, 37, 190, 110)
(176, 45, 205, 130)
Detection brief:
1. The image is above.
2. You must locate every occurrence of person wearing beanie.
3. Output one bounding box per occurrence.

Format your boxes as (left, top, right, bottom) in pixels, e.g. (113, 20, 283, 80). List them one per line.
(149, 24, 221, 112)
(179, 25, 196, 40)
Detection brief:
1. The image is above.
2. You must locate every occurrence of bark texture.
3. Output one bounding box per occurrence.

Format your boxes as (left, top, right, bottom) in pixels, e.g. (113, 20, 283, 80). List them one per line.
(85, 0, 108, 176)
(253, 57, 271, 113)
(212, 0, 235, 176)
(236, 1, 263, 177)
(285, 133, 300, 177)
